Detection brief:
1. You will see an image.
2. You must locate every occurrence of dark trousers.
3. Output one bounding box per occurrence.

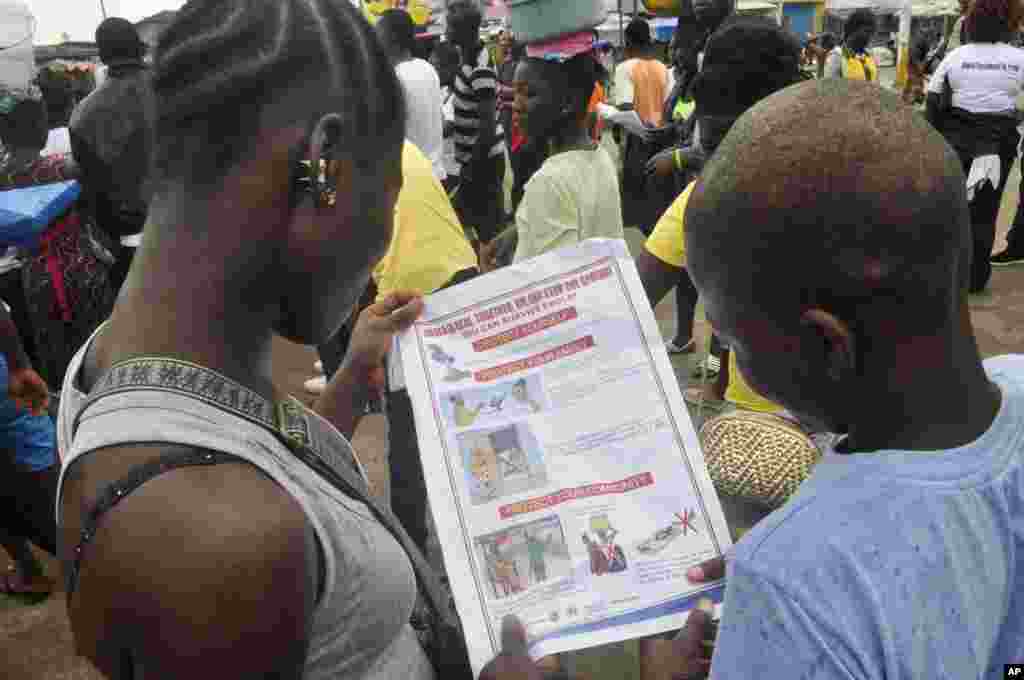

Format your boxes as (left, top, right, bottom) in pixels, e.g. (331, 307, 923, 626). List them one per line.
(0, 268, 39, 370)
(1005, 164, 1024, 255)
(962, 146, 1016, 292)
(453, 154, 506, 244)
(0, 451, 58, 558)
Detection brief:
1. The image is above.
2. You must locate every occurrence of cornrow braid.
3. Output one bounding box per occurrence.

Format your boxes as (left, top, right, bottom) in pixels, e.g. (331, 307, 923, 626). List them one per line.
(151, 0, 405, 190)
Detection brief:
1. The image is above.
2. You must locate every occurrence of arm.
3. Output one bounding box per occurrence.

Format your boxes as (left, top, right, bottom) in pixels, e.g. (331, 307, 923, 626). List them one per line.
(824, 50, 844, 79)
(709, 557, 864, 679)
(639, 184, 692, 306)
(470, 67, 500, 164)
(314, 292, 423, 440)
(0, 302, 30, 371)
(0, 302, 48, 415)
(637, 249, 683, 309)
(924, 54, 953, 127)
(64, 461, 319, 679)
(613, 62, 636, 112)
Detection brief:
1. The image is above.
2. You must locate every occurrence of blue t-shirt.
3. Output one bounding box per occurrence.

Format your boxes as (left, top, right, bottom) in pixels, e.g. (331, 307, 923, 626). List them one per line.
(0, 355, 56, 472)
(711, 355, 1024, 679)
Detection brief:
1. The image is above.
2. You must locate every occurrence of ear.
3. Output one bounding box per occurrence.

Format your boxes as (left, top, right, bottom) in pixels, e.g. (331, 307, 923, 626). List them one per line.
(801, 308, 856, 382)
(307, 113, 346, 207)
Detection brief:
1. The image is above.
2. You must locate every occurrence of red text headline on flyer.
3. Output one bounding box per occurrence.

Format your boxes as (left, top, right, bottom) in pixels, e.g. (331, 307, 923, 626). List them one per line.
(499, 473, 655, 519)
(474, 336, 595, 382)
(422, 264, 613, 339)
(472, 308, 578, 352)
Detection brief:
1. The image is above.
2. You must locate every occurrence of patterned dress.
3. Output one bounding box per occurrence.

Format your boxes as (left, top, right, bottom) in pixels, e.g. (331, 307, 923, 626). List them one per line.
(0, 153, 117, 390)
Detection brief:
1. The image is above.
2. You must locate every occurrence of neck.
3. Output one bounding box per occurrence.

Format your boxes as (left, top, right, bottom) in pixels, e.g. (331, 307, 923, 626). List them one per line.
(393, 49, 413, 65)
(842, 308, 999, 453)
(97, 193, 282, 401)
(460, 41, 480, 64)
(545, 123, 592, 156)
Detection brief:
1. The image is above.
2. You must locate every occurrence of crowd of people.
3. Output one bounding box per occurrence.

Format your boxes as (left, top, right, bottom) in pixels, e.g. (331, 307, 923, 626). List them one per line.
(0, 0, 1021, 678)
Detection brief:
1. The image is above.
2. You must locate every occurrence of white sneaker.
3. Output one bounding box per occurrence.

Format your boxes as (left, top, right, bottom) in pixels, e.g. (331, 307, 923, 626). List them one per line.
(313, 360, 324, 374)
(303, 375, 327, 395)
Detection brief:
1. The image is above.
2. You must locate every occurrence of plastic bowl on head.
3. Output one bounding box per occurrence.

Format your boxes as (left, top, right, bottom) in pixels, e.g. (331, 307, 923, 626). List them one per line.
(507, 0, 607, 44)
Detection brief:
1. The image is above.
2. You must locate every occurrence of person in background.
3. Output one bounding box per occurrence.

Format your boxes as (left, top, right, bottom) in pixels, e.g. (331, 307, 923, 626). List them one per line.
(926, 0, 1024, 292)
(431, 41, 462, 192)
(481, 52, 623, 268)
(377, 9, 446, 180)
(0, 300, 58, 597)
(804, 31, 838, 79)
(948, 0, 973, 52)
(503, 40, 545, 217)
(825, 8, 879, 80)
(484, 76, 1024, 680)
(70, 17, 153, 294)
(313, 142, 478, 554)
(903, 29, 933, 104)
(55, 0, 474, 677)
(638, 18, 799, 416)
(615, 18, 673, 236)
(447, 0, 506, 247)
(0, 96, 117, 391)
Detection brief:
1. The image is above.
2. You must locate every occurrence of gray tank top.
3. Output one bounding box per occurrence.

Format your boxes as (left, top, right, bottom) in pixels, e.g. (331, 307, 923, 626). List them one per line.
(55, 334, 435, 680)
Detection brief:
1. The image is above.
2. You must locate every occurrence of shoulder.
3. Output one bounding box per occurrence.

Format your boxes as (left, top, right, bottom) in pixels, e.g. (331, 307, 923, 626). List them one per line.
(62, 449, 319, 672)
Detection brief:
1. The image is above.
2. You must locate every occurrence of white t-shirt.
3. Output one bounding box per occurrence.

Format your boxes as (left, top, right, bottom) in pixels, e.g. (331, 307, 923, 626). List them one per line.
(441, 86, 459, 179)
(514, 147, 625, 263)
(42, 127, 71, 157)
(929, 43, 1024, 114)
(395, 58, 445, 180)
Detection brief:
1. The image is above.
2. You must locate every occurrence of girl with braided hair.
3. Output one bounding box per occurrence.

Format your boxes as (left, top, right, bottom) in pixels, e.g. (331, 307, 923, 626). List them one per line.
(54, 1, 471, 678)
(480, 52, 623, 268)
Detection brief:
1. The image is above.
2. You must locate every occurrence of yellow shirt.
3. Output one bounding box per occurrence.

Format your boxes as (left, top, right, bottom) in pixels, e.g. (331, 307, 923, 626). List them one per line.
(644, 180, 780, 413)
(373, 142, 478, 300)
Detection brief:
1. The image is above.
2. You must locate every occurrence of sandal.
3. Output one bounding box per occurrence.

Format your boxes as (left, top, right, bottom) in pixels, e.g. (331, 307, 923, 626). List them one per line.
(683, 386, 727, 412)
(665, 339, 696, 355)
(0, 565, 53, 597)
(690, 355, 722, 379)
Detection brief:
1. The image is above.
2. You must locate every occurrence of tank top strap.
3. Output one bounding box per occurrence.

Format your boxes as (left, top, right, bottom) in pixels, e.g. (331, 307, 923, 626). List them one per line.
(65, 448, 242, 596)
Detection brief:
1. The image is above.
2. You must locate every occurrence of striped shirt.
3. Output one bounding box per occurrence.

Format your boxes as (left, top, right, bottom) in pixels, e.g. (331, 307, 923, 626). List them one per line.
(453, 60, 505, 173)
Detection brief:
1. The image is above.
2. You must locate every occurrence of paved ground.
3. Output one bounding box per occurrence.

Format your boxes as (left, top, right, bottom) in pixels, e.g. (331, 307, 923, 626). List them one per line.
(5, 102, 1024, 674)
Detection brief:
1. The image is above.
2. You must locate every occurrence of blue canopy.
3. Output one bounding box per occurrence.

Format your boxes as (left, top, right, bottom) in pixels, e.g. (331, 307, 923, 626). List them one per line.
(0, 180, 80, 249)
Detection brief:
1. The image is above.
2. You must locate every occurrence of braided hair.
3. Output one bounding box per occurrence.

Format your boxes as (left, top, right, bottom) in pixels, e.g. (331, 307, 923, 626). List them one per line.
(151, 0, 405, 190)
(524, 53, 608, 127)
(966, 0, 1013, 42)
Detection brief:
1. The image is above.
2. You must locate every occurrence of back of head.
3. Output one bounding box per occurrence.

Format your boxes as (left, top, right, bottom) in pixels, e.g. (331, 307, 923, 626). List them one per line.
(447, 0, 483, 39)
(693, 17, 802, 118)
(625, 19, 652, 50)
(95, 17, 145, 65)
(527, 53, 607, 117)
(0, 97, 48, 153)
(690, 17, 802, 152)
(151, 0, 405, 195)
(844, 8, 876, 50)
(967, 0, 1012, 42)
(686, 80, 969, 334)
(378, 9, 417, 55)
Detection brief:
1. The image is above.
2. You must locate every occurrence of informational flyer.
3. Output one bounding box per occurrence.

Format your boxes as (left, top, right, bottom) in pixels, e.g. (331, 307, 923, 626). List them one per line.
(399, 239, 732, 674)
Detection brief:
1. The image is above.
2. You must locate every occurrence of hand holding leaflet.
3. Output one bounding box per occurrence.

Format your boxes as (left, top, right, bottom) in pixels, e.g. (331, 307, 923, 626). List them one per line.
(596, 103, 651, 141)
(399, 239, 732, 674)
